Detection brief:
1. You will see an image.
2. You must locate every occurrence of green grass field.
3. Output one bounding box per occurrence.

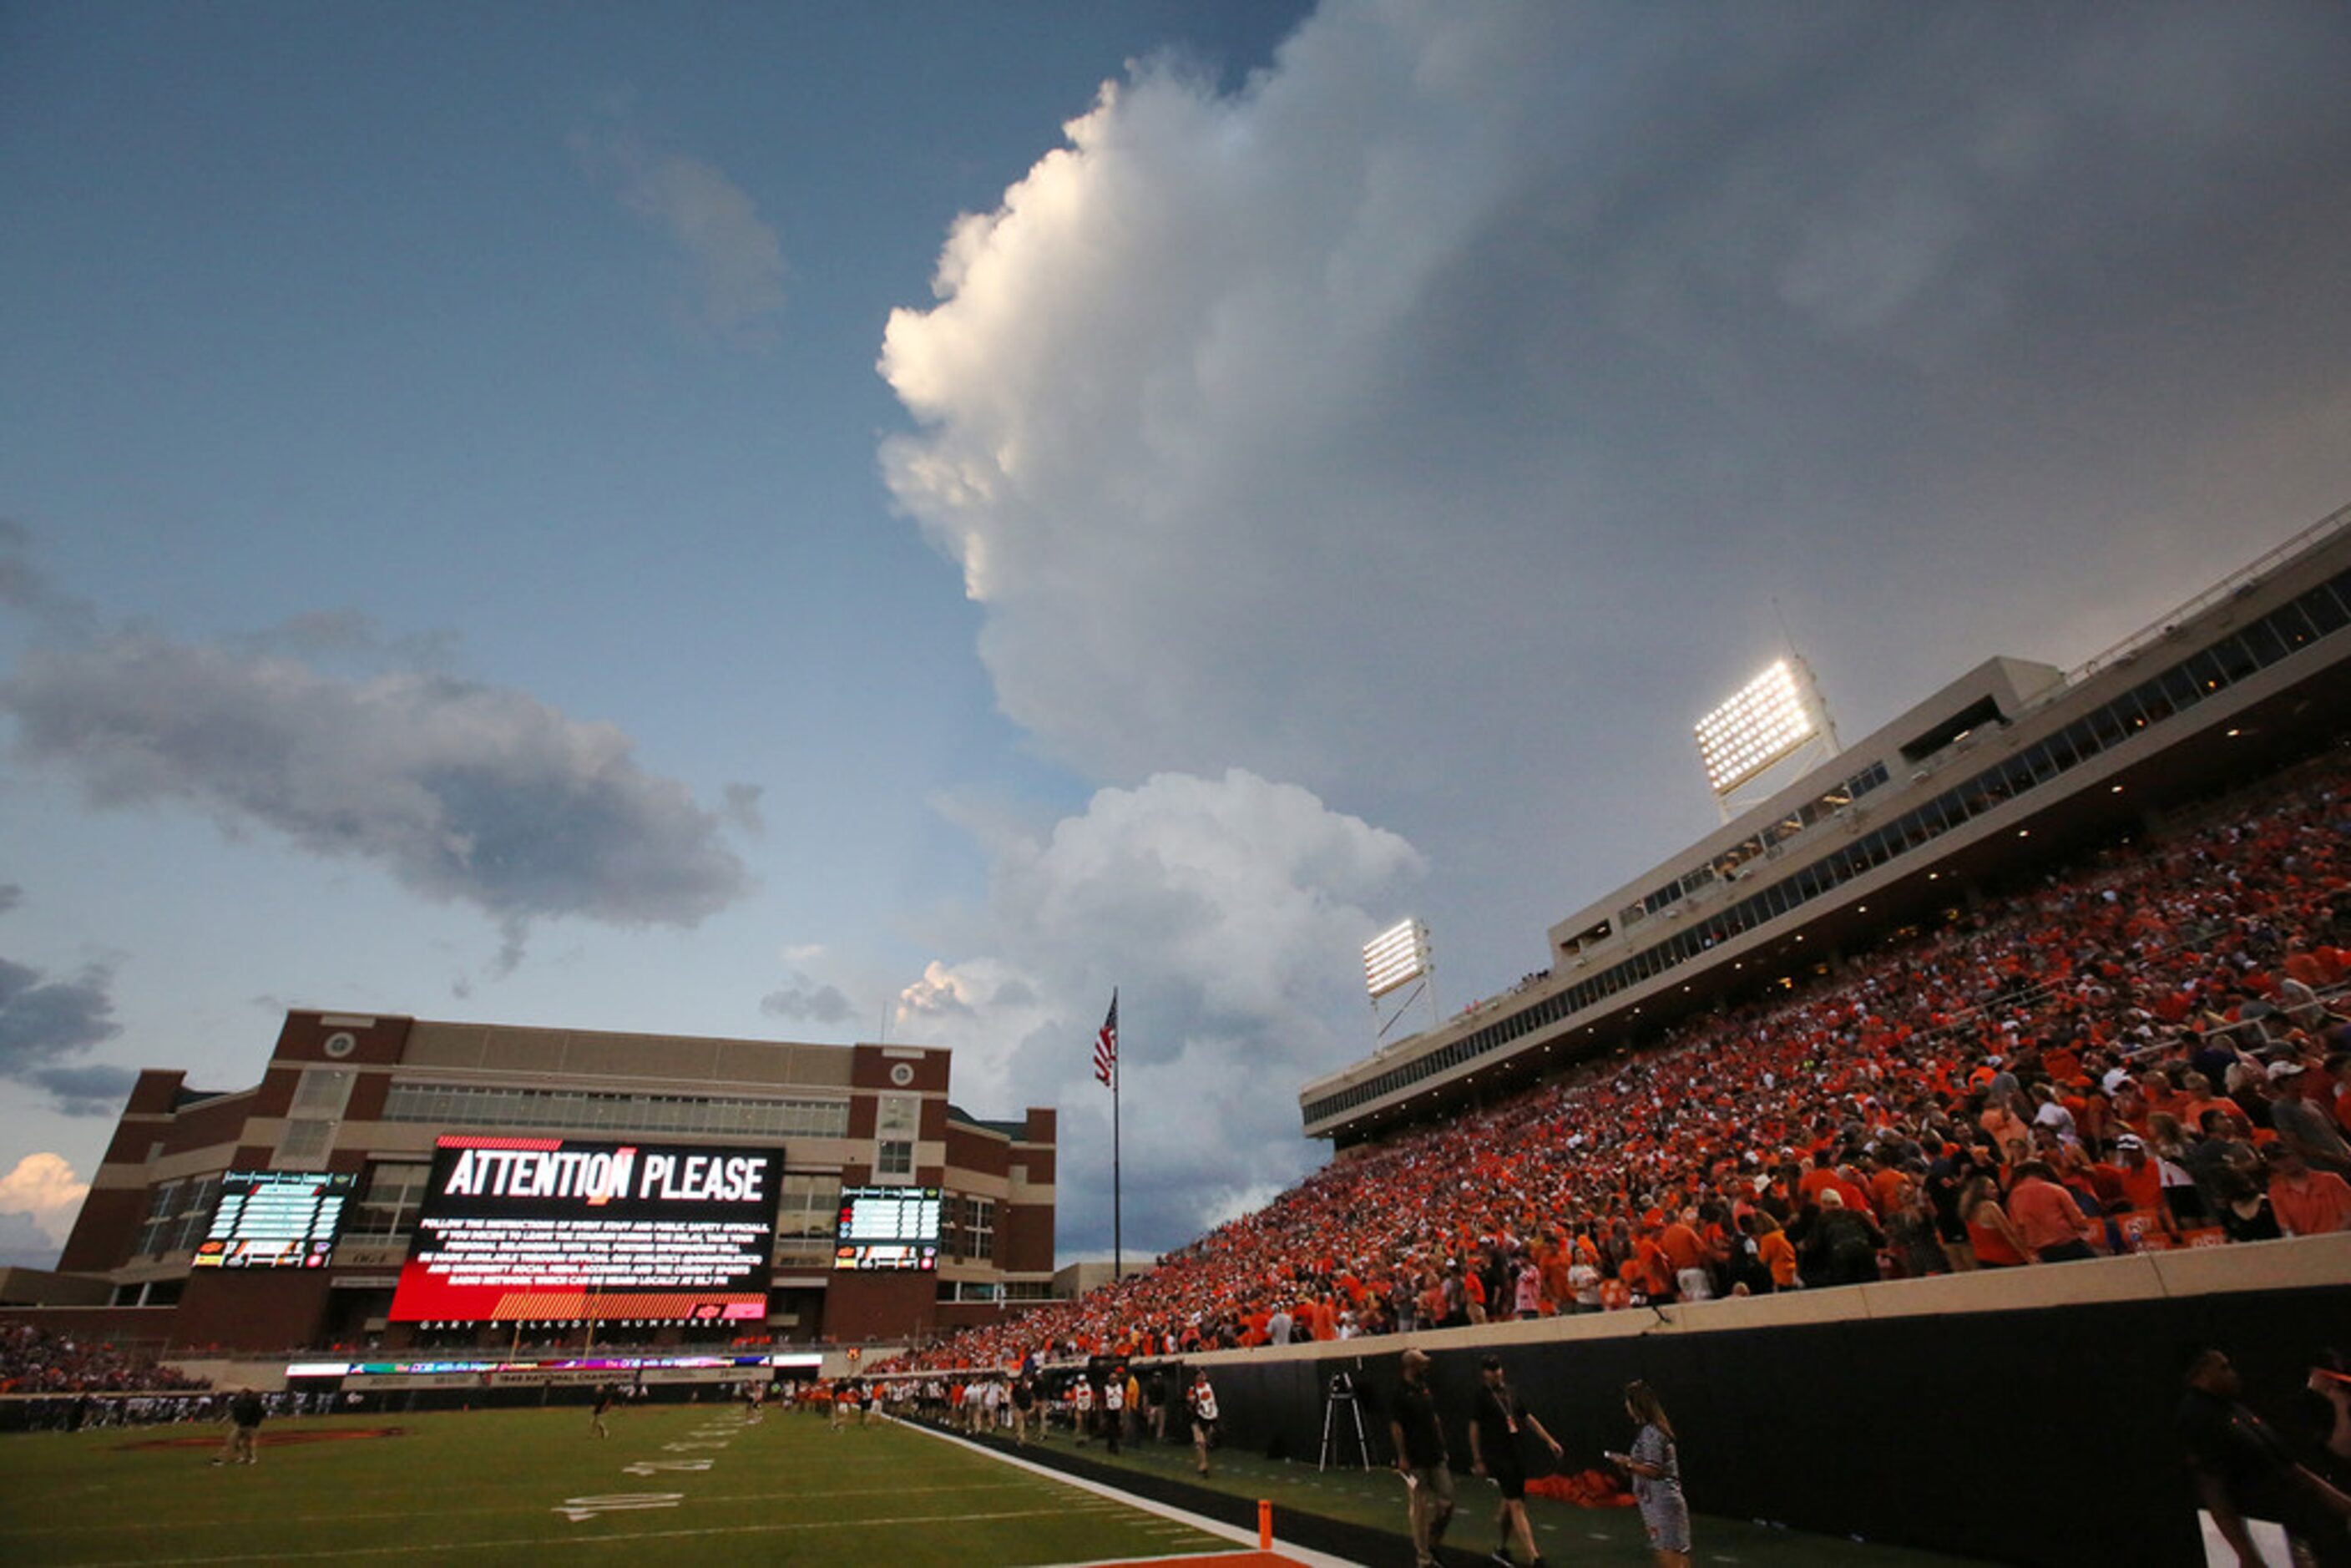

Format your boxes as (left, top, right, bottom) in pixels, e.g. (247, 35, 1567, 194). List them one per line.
(0, 1404, 1994, 1566)
(0, 1404, 1237, 1567)
(1014, 1419, 1993, 1568)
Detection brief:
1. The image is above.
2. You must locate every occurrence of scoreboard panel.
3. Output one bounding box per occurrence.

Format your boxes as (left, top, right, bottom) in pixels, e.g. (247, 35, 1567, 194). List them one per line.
(832, 1184, 942, 1270)
(192, 1171, 356, 1268)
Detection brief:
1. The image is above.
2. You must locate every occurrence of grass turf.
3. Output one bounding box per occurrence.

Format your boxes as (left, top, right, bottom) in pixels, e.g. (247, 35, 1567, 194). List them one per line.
(0, 1404, 1237, 1567)
(966, 1418, 1997, 1567)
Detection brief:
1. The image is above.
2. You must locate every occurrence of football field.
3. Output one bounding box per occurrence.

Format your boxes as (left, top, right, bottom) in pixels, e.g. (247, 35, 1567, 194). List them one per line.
(0, 1403, 1282, 1567)
(0, 1401, 1996, 1566)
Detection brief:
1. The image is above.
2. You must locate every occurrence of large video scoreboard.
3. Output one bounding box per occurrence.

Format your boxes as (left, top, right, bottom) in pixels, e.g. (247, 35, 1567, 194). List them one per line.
(388, 1136, 782, 1324)
(832, 1184, 942, 1270)
(192, 1170, 356, 1268)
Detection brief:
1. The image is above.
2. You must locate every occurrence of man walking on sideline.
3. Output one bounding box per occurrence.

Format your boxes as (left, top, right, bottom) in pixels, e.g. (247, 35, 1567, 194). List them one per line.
(1470, 1354, 1564, 1566)
(1391, 1348, 1455, 1568)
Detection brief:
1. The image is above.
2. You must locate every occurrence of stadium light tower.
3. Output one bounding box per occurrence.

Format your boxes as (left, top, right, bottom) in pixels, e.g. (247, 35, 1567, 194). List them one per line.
(1363, 918, 1436, 1043)
(1694, 656, 1841, 823)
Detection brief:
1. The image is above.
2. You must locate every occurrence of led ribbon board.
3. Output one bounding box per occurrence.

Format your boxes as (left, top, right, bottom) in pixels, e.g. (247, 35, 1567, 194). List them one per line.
(832, 1184, 942, 1270)
(192, 1170, 357, 1268)
(388, 1136, 782, 1324)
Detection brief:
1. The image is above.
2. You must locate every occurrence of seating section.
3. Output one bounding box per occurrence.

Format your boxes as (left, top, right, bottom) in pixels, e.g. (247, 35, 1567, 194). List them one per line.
(885, 753, 2351, 1373)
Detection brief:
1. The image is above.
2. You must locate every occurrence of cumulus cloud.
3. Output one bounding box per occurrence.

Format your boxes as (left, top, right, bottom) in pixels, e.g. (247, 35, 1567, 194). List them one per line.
(0, 956, 130, 1116)
(879, 2, 2351, 973)
(3, 634, 753, 938)
(0, 1152, 92, 1251)
(892, 768, 1423, 1251)
(0, 1211, 59, 1270)
(578, 121, 786, 337)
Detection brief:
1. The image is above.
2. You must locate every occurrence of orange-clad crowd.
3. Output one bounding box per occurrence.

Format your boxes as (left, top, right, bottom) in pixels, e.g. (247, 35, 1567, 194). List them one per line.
(0, 1321, 205, 1394)
(881, 753, 2351, 1377)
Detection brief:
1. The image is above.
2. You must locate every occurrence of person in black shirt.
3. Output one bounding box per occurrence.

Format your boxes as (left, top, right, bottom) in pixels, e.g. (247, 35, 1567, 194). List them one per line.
(1390, 1348, 1454, 1568)
(1469, 1354, 1563, 1567)
(2178, 1348, 2351, 1566)
(212, 1388, 264, 1466)
(1010, 1374, 1037, 1447)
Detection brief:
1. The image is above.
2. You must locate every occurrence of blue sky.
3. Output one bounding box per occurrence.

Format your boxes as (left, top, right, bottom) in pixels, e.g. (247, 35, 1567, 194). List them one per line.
(4, 2, 2349, 1267)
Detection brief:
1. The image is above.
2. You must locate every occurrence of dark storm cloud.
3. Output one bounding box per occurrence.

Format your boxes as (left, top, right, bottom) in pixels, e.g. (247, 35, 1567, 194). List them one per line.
(3, 635, 753, 931)
(761, 980, 854, 1026)
(0, 955, 129, 1116)
(29, 1065, 139, 1118)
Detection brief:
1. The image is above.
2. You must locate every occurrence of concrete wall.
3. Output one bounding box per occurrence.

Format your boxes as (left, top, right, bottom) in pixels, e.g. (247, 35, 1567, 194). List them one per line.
(1146, 1236, 2351, 1568)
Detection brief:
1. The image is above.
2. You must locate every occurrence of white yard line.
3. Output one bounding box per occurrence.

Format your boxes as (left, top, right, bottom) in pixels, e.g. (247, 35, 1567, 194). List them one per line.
(899, 1419, 1365, 1568)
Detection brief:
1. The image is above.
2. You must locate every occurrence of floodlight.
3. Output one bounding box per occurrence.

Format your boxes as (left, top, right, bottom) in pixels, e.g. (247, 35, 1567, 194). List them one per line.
(1694, 660, 1819, 797)
(1363, 918, 1431, 1001)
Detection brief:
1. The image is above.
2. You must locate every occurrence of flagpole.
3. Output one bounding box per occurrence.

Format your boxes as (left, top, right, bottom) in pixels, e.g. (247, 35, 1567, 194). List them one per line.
(1095, 989, 1123, 1282)
(1112, 1029, 1122, 1281)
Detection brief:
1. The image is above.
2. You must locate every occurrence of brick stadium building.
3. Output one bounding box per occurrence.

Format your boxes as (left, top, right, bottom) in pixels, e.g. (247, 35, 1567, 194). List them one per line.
(43, 1010, 1055, 1352)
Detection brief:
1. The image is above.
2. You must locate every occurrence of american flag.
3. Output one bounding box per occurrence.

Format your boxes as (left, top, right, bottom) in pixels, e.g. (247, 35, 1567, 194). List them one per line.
(1093, 991, 1118, 1088)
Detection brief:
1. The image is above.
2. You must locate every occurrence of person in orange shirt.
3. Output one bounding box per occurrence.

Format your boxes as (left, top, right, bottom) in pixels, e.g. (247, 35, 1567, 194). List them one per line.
(1960, 1172, 2032, 1267)
(1750, 1211, 1800, 1291)
(2266, 1146, 2351, 1236)
(2099, 1134, 2163, 1214)
(2006, 1162, 2103, 1262)
(1657, 1211, 1706, 1293)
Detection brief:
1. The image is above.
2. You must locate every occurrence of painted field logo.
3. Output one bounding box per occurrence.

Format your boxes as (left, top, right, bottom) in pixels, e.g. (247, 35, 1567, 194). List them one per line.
(117, 1426, 408, 1451)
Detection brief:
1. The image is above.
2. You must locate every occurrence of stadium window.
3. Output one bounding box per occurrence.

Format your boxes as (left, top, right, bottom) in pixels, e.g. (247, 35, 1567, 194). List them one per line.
(2124, 682, 2172, 729)
(2215, 633, 2261, 683)
(968, 1197, 996, 1262)
(2237, 616, 2289, 668)
(2269, 599, 2321, 650)
(169, 1177, 220, 1254)
(351, 1162, 431, 1238)
(2184, 645, 2232, 694)
(2001, 755, 2038, 795)
(278, 1118, 334, 1166)
(136, 1181, 183, 1257)
(2298, 583, 2350, 636)
(2059, 716, 2103, 763)
(2086, 705, 2129, 749)
(291, 1068, 355, 1116)
(877, 1140, 914, 1180)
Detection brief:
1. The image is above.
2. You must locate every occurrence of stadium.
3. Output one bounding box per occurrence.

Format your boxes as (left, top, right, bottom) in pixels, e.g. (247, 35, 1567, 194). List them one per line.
(3, 504, 2349, 1566)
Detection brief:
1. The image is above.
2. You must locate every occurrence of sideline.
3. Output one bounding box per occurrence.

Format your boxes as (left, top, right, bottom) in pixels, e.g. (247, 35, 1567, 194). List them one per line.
(897, 1419, 1363, 1568)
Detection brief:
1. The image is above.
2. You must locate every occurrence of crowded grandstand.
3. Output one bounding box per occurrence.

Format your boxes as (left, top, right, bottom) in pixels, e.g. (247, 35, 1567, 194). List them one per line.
(874, 745, 2351, 1375)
